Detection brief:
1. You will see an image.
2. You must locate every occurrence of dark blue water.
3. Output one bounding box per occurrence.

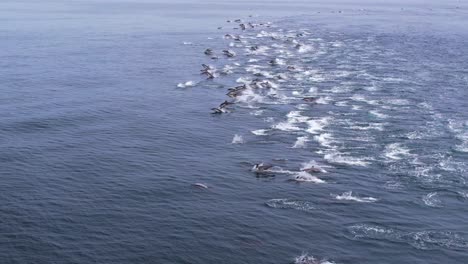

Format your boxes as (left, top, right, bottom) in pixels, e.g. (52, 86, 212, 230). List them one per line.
(1, 1, 468, 263)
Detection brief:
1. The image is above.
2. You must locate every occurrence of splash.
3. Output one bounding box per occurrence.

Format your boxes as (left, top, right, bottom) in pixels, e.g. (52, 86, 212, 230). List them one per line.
(232, 134, 245, 144)
(335, 191, 378, 203)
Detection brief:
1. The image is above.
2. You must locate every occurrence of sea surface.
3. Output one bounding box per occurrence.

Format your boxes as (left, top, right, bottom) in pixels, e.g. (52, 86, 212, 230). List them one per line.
(1, 1, 468, 263)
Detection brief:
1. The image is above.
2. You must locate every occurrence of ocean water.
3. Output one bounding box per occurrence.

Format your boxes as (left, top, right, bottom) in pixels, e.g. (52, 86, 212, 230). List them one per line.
(1, 1, 468, 263)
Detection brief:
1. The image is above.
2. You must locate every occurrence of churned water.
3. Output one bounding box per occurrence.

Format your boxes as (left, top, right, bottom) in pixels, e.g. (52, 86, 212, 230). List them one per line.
(1, 0, 468, 263)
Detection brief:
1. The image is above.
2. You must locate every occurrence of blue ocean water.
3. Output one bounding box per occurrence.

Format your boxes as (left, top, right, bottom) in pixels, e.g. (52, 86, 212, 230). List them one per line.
(1, 1, 468, 263)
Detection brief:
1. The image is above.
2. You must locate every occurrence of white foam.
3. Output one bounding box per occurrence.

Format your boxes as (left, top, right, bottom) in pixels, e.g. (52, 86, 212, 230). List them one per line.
(251, 129, 268, 136)
(266, 199, 315, 211)
(335, 101, 348, 107)
(422, 192, 442, 207)
(306, 117, 331, 134)
(314, 133, 334, 148)
(235, 88, 265, 105)
(294, 253, 335, 264)
(292, 91, 303, 96)
(387, 99, 410, 105)
(316, 96, 331, 104)
(335, 191, 378, 203)
(291, 171, 325, 183)
(369, 110, 389, 119)
(250, 110, 264, 116)
(273, 121, 301, 132)
(351, 94, 379, 105)
(297, 44, 313, 53)
(349, 122, 384, 131)
(301, 160, 328, 173)
(222, 65, 235, 74)
(177, 81, 195, 88)
(287, 111, 310, 123)
(324, 150, 371, 167)
(296, 104, 309, 110)
(292, 136, 308, 148)
(236, 77, 251, 84)
(384, 143, 413, 160)
(231, 134, 244, 144)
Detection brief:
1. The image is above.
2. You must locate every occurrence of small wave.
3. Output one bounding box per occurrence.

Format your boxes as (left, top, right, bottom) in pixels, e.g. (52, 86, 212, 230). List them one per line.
(335, 191, 378, 203)
(232, 134, 244, 144)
